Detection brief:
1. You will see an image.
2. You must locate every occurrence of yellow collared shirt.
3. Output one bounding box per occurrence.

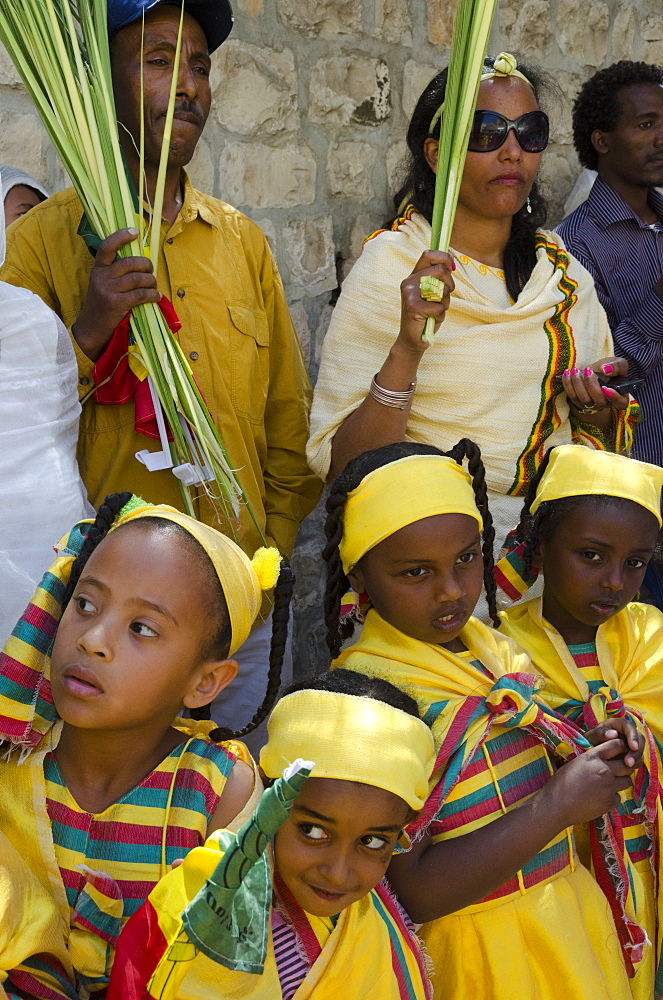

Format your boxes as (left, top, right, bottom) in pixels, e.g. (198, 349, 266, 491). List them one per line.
(1, 175, 321, 561)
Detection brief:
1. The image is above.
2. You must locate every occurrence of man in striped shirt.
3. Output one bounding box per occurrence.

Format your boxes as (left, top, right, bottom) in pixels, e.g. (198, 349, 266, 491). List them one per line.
(556, 61, 663, 467)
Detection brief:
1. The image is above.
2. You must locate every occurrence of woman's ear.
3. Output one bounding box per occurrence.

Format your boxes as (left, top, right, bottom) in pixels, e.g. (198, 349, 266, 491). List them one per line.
(423, 137, 439, 174)
(184, 658, 238, 710)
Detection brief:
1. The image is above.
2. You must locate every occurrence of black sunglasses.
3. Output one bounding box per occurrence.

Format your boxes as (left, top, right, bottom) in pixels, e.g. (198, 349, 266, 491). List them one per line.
(468, 110, 550, 154)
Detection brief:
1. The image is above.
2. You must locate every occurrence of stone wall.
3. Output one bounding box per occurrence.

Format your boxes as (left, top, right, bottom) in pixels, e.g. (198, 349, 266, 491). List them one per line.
(0, 0, 658, 675)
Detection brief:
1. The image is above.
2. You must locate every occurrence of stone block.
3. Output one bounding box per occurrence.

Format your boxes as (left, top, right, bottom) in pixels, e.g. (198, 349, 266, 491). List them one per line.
(187, 136, 215, 195)
(0, 110, 48, 184)
(326, 140, 376, 200)
(0, 45, 23, 88)
(641, 17, 663, 64)
(426, 0, 457, 48)
(539, 148, 576, 227)
(277, 0, 360, 38)
(374, 0, 412, 47)
(556, 0, 609, 67)
(287, 298, 312, 364)
(212, 41, 298, 137)
(402, 60, 440, 120)
(309, 55, 391, 127)
(349, 212, 373, 259)
(508, 0, 551, 61)
(611, 6, 636, 63)
(220, 141, 316, 208)
(236, 0, 263, 13)
(283, 215, 337, 299)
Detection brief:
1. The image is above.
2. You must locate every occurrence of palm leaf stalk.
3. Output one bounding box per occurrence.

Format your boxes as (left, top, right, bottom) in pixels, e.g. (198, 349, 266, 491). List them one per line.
(0, 0, 261, 537)
(421, 0, 497, 344)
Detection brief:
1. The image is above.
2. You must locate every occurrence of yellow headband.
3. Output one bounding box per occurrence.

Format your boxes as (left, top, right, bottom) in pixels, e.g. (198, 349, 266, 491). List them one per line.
(110, 503, 282, 655)
(429, 52, 534, 133)
(531, 446, 663, 527)
(260, 690, 435, 811)
(339, 455, 483, 574)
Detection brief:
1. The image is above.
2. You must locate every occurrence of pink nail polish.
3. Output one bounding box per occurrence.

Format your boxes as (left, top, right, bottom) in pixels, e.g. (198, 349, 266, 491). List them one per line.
(571, 367, 579, 375)
(602, 363, 614, 374)
(601, 386, 613, 398)
(451, 260, 456, 271)
(583, 367, 593, 377)
(563, 369, 570, 378)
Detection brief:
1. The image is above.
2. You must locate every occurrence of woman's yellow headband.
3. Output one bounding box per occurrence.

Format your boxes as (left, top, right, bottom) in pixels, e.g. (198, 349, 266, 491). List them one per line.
(531, 446, 663, 527)
(260, 690, 436, 811)
(107, 502, 282, 655)
(429, 52, 534, 134)
(339, 455, 483, 575)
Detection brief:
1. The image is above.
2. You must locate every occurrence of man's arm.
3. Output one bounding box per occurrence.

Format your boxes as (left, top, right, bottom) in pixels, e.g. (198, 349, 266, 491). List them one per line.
(559, 226, 663, 378)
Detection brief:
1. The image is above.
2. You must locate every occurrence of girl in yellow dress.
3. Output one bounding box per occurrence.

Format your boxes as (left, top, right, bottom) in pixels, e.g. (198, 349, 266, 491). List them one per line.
(107, 669, 436, 1000)
(0, 491, 291, 998)
(499, 444, 663, 1000)
(324, 439, 641, 1000)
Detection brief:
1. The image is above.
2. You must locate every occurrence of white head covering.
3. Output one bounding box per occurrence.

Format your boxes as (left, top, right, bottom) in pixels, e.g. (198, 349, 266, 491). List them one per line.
(0, 175, 91, 644)
(0, 165, 49, 210)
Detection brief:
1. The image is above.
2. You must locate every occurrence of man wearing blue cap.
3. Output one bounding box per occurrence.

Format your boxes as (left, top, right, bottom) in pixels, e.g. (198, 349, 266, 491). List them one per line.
(1, 0, 321, 747)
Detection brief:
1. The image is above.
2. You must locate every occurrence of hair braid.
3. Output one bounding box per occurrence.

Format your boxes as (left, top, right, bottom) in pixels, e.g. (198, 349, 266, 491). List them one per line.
(322, 476, 354, 659)
(209, 558, 294, 742)
(449, 439, 499, 626)
(515, 447, 555, 575)
(61, 492, 133, 610)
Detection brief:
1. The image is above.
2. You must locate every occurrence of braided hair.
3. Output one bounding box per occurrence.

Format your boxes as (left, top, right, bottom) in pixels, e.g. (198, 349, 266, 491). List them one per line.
(323, 439, 499, 660)
(392, 54, 549, 302)
(61, 492, 133, 610)
(62, 492, 294, 743)
(515, 446, 663, 576)
(204, 558, 294, 743)
(284, 667, 421, 719)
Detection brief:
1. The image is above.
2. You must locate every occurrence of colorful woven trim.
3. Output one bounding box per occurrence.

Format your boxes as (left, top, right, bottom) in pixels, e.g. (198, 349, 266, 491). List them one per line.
(493, 530, 539, 603)
(363, 205, 416, 245)
(411, 668, 649, 975)
(508, 235, 578, 497)
(0, 520, 89, 747)
(409, 671, 591, 840)
(339, 588, 372, 627)
(572, 399, 642, 453)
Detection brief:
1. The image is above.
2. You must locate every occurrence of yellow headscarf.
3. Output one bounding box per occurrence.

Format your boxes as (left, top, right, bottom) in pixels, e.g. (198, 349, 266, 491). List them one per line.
(531, 445, 663, 526)
(339, 454, 483, 574)
(110, 502, 282, 654)
(260, 689, 435, 811)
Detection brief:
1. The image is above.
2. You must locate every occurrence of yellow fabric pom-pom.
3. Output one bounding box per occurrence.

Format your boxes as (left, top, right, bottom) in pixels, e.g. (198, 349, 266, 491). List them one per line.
(251, 546, 282, 591)
(493, 52, 518, 77)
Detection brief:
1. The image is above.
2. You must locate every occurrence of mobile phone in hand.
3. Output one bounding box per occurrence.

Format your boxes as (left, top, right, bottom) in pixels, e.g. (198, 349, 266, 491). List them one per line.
(553, 373, 646, 396)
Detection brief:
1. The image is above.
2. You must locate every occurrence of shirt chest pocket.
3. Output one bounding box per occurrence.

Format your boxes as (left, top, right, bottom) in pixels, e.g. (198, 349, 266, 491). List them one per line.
(228, 303, 270, 423)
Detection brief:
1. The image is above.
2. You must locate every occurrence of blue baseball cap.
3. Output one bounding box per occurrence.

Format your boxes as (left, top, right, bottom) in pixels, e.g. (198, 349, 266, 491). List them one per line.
(107, 0, 233, 53)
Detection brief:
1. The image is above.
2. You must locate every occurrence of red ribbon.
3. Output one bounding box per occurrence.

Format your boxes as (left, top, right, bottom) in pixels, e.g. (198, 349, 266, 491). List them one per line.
(91, 296, 182, 441)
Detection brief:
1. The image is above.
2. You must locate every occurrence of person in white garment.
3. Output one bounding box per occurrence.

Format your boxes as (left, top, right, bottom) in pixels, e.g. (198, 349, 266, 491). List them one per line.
(0, 182, 91, 643)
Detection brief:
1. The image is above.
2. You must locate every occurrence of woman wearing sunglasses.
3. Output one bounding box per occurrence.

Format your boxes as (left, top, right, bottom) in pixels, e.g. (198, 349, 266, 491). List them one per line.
(308, 53, 639, 617)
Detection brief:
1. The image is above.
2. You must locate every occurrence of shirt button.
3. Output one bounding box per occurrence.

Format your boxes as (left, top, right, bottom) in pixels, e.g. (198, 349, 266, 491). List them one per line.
(189, 351, 199, 361)
(166, 238, 173, 244)
(177, 288, 185, 298)
(79, 375, 91, 386)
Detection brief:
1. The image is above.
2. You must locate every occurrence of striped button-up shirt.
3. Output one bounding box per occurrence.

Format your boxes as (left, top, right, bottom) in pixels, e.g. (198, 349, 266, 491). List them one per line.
(556, 176, 663, 464)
